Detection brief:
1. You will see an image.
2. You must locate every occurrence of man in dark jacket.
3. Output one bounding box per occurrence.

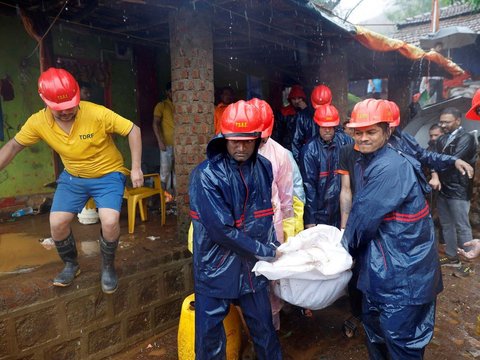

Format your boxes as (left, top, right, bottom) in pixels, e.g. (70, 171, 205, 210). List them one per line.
(271, 86, 297, 151)
(436, 107, 477, 272)
(189, 100, 282, 360)
(290, 85, 315, 162)
(300, 104, 352, 229)
(342, 99, 442, 360)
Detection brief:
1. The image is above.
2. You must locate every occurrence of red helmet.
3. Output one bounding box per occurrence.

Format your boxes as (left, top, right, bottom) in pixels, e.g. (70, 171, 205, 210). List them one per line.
(347, 99, 393, 128)
(38, 68, 80, 111)
(221, 100, 263, 140)
(388, 101, 401, 127)
(311, 85, 332, 108)
(287, 85, 307, 100)
(313, 104, 340, 127)
(247, 98, 274, 138)
(466, 89, 480, 120)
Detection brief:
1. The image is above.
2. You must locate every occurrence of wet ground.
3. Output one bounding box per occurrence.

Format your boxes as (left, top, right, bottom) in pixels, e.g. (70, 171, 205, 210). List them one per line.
(112, 260, 480, 360)
(112, 253, 480, 359)
(0, 207, 177, 277)
(1, 210, 479, 359)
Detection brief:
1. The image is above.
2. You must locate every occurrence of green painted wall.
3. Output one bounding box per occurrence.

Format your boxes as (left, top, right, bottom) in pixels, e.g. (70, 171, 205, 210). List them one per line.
(52, 26, 138, 168)
(0, 15, 53, 197)
(0, 15, 140, 198)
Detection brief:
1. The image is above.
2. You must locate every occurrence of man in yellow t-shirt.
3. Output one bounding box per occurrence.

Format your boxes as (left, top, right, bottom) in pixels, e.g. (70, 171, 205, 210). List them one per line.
(0, 68, 143, 294)
(153, 82, 175, 194)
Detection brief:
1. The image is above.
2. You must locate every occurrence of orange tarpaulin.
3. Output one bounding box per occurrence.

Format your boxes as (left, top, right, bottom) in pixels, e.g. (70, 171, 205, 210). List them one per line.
(354, 25, 464, 77)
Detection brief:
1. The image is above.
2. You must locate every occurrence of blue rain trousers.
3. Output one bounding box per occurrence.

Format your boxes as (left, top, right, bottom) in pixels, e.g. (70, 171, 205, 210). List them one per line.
(362, 296, 436, 360)
(195, 288, 282, 360)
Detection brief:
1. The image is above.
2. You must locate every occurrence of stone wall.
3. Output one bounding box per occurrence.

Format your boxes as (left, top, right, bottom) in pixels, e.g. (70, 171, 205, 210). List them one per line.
(0, 247, 193, 360)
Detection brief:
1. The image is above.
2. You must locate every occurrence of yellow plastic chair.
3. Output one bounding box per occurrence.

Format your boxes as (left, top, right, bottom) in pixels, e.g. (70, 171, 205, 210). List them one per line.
(123, 173, 166, 233)
(85, 198, 96, 209)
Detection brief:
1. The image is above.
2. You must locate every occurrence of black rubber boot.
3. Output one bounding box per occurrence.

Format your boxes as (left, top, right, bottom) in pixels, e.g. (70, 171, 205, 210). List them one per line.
(53, 233, 80, 287)
(100, 236, 119, 294)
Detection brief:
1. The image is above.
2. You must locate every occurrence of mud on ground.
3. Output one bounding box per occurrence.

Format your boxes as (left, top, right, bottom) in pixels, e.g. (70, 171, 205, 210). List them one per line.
(112, 258, 480, 360)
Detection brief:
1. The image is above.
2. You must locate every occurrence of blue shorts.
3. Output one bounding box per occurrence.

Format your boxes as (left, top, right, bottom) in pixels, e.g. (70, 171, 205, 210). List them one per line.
(51, 171, 127, 213)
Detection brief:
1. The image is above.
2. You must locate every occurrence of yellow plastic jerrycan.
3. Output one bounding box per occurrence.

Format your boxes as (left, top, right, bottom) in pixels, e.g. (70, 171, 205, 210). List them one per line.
(178, 293, 242, 360)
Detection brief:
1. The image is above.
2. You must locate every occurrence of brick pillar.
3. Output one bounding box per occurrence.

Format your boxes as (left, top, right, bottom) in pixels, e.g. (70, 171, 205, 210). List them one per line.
(170, 6, 214, 242)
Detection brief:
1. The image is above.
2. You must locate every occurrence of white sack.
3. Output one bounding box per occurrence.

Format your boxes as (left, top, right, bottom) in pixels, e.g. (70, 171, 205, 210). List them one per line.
(252, 224, 352, 280)
(273, 270, 352, 310)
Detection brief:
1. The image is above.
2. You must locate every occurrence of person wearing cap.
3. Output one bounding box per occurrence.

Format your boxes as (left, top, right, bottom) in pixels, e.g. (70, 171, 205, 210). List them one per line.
(189, 100, 282, 359)
(299, 103, 353, 229)
(342, 98, 442, 359)
(0, 67, 143, 294)
(434, 107, 477, 276)
(153, 81, 176, 195)
(289, 84, 315, 162)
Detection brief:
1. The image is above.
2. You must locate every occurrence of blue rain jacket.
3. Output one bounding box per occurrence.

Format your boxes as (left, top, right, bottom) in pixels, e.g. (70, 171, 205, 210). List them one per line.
(291, 107, 315, 162)
(389, 128, 456, 172)
(343, 145, 443, 305)
(299, 130, 353, 228)
(272, 106, 296, 151)
(189, 135, 278, 299)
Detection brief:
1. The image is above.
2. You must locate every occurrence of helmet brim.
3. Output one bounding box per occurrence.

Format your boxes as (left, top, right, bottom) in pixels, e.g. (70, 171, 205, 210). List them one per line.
(389, 119, 400, 127)
(223, 132, 261, 140)
(466, 104, 480, 121)
(41, 92, 80, 111)
(315, 120, 339, 127)
(346, 120, 389, 128)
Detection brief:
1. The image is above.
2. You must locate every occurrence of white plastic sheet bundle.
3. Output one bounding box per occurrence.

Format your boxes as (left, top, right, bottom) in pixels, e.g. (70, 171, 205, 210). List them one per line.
(252, 225, 353, 310)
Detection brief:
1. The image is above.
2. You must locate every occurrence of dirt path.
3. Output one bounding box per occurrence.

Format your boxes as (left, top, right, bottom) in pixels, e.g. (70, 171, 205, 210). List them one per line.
(112, 259, 480, 360)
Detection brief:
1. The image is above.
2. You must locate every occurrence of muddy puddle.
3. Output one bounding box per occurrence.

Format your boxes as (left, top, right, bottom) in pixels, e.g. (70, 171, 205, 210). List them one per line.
(0, 232, 100, 275)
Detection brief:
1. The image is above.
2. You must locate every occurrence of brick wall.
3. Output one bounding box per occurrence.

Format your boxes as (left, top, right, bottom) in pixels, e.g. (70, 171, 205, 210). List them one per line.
(0, 247, 193, 359)
(169, 5, 214, 243)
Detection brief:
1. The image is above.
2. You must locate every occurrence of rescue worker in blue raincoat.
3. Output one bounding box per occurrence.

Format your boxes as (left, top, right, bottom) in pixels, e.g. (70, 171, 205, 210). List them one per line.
(290, 85, 315, 162)
(342, 99, 443, 360)
(300, 103, 353, 229)
(189, 100, 282, 360)
(271, 86, 297, 151)
(340, 100, 473, 228)
(292, 84, 338, 165)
